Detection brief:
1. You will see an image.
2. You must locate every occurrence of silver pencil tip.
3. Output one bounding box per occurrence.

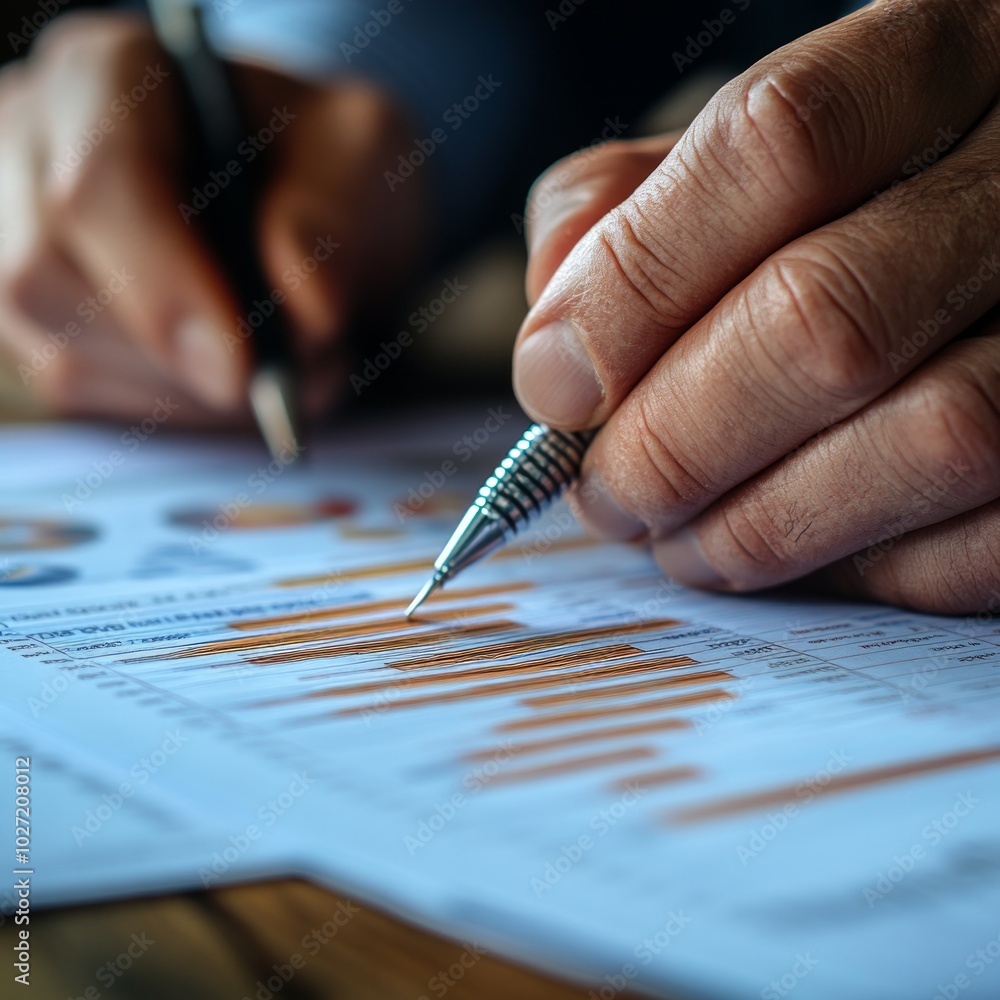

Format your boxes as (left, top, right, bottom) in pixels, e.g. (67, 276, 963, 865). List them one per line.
(249, 368, 302, 465)
(405, 576, 440, 618)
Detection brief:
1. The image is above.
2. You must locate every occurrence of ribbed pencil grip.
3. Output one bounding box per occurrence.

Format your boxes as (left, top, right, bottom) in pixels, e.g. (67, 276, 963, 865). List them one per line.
(475, 423, 597, 536)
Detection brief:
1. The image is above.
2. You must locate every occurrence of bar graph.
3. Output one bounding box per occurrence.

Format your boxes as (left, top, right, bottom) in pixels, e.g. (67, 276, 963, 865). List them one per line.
(666, 745, 1000, 824)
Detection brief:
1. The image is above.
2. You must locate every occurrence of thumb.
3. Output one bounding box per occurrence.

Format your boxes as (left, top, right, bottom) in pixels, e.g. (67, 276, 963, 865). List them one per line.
(523, 135, 680, 306)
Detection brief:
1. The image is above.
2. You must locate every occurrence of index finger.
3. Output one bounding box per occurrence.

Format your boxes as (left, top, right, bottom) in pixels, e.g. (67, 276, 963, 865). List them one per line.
(511, 0, 1000, 429)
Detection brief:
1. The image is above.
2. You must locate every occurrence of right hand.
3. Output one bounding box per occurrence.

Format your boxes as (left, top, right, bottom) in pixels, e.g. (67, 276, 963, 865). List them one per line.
(0, 12, 425, 423)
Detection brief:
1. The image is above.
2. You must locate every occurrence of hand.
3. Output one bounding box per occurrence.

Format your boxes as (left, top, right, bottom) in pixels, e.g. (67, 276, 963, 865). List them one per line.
(0, 13, 424, 422)
(513, 0, 1000, 615)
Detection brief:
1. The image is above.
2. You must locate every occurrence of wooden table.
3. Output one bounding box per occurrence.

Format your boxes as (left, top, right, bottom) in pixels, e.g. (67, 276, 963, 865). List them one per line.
(3, 878, 651, 999)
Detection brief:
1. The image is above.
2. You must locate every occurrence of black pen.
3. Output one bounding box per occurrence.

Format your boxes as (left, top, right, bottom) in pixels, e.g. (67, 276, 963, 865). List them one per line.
(147, 0, 301, 462)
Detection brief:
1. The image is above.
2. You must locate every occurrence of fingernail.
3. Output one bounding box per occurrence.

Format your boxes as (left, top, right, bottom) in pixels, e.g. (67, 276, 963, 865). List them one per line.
(573, 468, 645, 541)
(176, 318, 241, 410)
(513, 320, 603, 426)
(654, 529, 727, 589)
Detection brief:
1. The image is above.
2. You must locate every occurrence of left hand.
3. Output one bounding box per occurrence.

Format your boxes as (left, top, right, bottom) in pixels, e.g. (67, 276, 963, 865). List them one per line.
(512, 0, 1000, 615)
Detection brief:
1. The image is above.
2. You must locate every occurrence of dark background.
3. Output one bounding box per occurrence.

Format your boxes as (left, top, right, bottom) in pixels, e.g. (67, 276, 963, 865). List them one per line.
(0, 0, 846, 407)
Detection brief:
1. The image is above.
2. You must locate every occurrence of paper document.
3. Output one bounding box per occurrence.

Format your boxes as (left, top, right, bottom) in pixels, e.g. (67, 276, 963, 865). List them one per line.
(1, 406, 998, 1000)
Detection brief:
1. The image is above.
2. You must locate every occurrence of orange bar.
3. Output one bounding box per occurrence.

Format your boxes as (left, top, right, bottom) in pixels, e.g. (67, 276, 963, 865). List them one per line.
(386, 643, 642, 677)
(431, 644, 644, 679)
(333, 657, 698, 714)
(276, 557, 433, 588)
(668, 745, 1000, 824)
(338, 526, 405, 539)
(485, 746, 656, 786)
(267, 645, 644, 702)
(612, 766, 703, 790)
(500, 688, 733, 732)
(464, 718, 690, 761)
(230, 582, 534, 631)
(135, 604, 513, 660)
(522, 668, 729, 709)
(494, 536, 597, 559)
(247, 620, 519, 666)
(388, 618, 682, 669)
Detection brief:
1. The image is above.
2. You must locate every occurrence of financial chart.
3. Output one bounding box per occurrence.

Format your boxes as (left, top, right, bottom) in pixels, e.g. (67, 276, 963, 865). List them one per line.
(2, 409, 999, 1000)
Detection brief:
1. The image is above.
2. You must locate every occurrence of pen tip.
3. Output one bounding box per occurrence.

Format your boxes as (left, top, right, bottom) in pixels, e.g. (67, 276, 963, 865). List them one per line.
(405, 576, 440, 618)
(249, 368, 302, 466)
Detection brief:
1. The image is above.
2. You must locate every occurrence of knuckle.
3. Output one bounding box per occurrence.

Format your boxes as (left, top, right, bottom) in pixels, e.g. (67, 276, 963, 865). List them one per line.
(0, 243, 52, 319)
(47, 148, 144, 228)
(762, 250, 890, 404)
(713, 502, 793, 588)
(627, 392, 717, 522)
(34, 12, 146, 65)
(906, 351, 1000, 501)
(47, 157, 107, 225)
(594, 205, 693, 331)
(716, 64, 836, 199)
(868, 557, 956, 615)
(866, 525, 1000, 616)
